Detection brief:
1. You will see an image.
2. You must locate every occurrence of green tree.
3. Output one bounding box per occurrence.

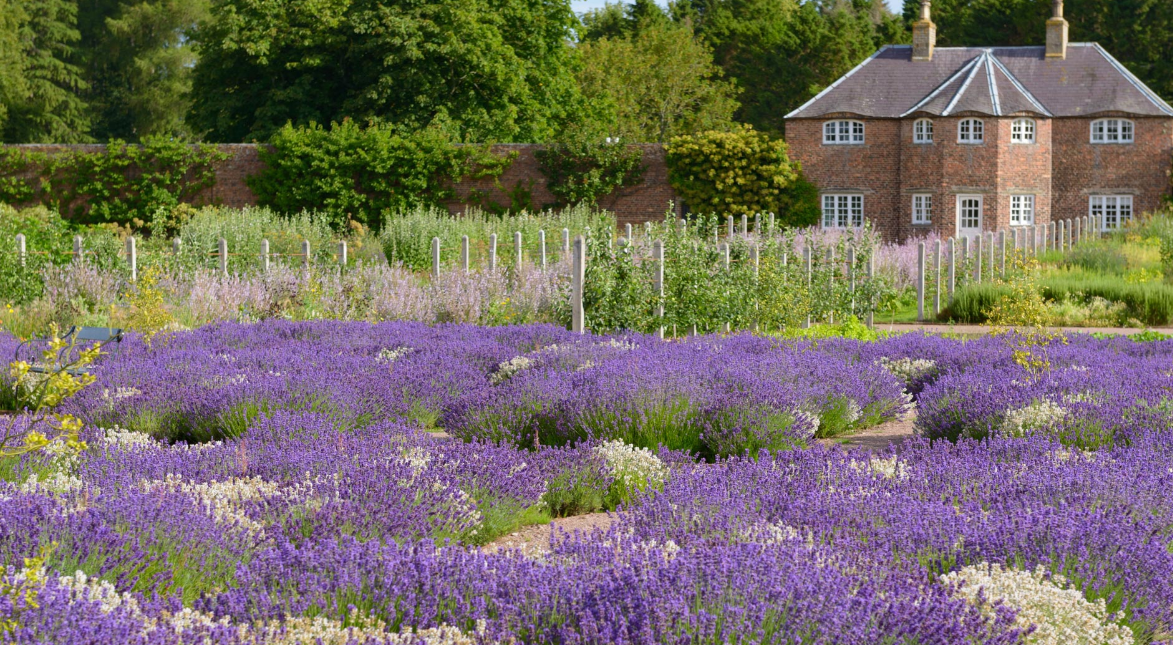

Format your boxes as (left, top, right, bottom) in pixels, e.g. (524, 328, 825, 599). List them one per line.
(576, 19, 739, 143)
(189, 0, 584, 143)
(666, 125, 798, 215)
(78, 0, 209, 140)
(0, 1, 28, 134)
(2, 0, 91, 143)
(678, 0, 904, 136)
(902, 0, 1173, 101)
(578, 0, 669, 41)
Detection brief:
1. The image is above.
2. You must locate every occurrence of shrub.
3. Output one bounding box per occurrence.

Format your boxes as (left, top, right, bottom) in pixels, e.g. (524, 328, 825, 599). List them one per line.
(1067, 241, 1128, 274)
(0, 137, 228, 228)
(535, 140, 646, 207)
(665, 125, 797, 216)
(250, 121, 516, 232)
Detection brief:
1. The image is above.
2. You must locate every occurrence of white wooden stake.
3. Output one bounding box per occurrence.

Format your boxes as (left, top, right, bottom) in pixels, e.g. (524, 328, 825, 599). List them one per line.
(572, 236, 585, 333)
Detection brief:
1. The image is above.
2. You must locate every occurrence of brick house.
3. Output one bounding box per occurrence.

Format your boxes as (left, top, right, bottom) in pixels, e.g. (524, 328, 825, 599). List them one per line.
(784, 0, 1173, 241)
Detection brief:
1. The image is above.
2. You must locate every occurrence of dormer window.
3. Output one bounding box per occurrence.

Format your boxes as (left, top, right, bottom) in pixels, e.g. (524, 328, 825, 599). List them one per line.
(1091, 119, 1134, 143)
(958, 119, 984, 144)
(823, 120, 865, 144)
(1011, 118, 1036, 144)
(913, 119, 933, 144)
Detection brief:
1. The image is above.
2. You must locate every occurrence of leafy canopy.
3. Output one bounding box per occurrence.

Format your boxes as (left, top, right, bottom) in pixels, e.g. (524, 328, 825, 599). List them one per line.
(666, 125, 798, 216)
(189, 0, 585, 143)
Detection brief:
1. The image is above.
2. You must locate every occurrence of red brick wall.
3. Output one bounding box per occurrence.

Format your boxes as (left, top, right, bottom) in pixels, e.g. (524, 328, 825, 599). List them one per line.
(1, 143, 680, 228)
(788, 113, 1172, 241)
(1051, 116, 1173, 223)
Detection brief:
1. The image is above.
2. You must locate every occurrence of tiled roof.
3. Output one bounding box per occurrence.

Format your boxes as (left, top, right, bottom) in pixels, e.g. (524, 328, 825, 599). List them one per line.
(786, 43, 1173, 119)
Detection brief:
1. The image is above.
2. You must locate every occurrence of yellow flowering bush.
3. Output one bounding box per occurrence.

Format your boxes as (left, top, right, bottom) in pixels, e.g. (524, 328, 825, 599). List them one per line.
(665, 125, 798, 216)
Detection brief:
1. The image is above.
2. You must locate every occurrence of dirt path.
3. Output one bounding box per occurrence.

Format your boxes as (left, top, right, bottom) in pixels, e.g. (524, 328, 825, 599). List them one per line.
(481, 512, 614, 556)
(819, 410, 918, 452)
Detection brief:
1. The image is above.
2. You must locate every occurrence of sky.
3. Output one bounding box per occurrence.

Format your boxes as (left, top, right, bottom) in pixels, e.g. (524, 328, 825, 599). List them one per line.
(570, 0, 904, 14)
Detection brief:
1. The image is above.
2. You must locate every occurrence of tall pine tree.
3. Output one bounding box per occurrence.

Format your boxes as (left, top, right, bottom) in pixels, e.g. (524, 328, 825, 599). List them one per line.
(3, 0, 91, 143)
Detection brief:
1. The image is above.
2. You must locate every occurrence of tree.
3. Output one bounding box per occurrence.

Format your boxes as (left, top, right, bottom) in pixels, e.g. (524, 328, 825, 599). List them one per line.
(575, 19, 739, 143)
(2, 0, 91, 143)
(666, 125, 798, 216)
(77, 0, 209, 140)
(578, 0, 669, 41)
(902, 0, 1173, 101)
(0, 0, 28, 134)
(189, 0, 585, 143)
(678, 0, 905, 136)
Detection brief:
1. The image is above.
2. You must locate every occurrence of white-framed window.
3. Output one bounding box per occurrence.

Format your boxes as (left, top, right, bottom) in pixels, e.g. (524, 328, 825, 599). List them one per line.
(1010, 195, 1035, 226)
(958, 118, 984, 143)
(913, 119, 934, 144)
(1089, 195, 1133, 230)
(823, 120, 865, 144)
(822, 194, 864, 228)
(1011, 118, 1036, 144)
(1090, 119, 1134, 144)
(912, 194, 932, 224)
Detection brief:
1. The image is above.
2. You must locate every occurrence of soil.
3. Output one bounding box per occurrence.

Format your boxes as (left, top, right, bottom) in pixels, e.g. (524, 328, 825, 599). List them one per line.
(481, 512, 614, 556)
(819, 409, 918, 452)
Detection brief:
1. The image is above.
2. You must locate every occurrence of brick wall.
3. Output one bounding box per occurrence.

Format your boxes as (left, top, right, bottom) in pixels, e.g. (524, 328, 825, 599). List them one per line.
(1051, 116, 1173, 223)
(788, 114, 1172, 241)
(1, 143, 680, 227)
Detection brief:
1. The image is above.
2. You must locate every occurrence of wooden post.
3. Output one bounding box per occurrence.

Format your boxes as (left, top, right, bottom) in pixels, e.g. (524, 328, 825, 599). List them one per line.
(917, 241, 925, 322)
(740, 214, 748, 237)
(998, 230, 1006, 279)
(934, 239, 942, 316)
(1066, 219, 1073, 249)
(539, 230, 548, 268)
(261, 239, 270, 272)
(562, 228, 570, 258)
(865, 250, 875, 329)
(301, 240, 311, 269)
(1074, 217, 1081, 246)
(219, 238, 228, 275)
(826, 246, 835, 324)
(974, 234, 983, 283)
(848, 244, 857, 317)
(514, 232, 523, 272)
(461, 235, 470, 273)
(173, 237, 182, 256)
(804, 245, 813, 328)
(768, 212, 776, 237)
(338, 240, 347, 267)
(489, 234, 498, 271)
(1058, 220, 1066, 252)
(726, 215, 734, 239)
(625, 223, 632, 242)
(571, 236, 585, 333)
(431, 237, 440, 280)
(653, 239, 665, 339)
(987, 232, 994, 281)
(126, 237, 137, 281)
(73, 235, 83, 261)
(15, 234, 25, 268)
(948, 237, 956, 306)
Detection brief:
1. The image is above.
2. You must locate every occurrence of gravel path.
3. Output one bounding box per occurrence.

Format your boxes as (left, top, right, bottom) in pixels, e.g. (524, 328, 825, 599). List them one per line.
(481, 512, 614, 555)
(819, 410, 918, 452)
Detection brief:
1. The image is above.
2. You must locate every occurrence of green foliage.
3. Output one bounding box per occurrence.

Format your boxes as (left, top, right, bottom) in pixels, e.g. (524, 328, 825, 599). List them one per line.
(250, 121, 516, 232)
(775, 170, 822, 228)
(681, 0, 904, 136)
(947, 278, 1173, 327)
(535, 140, 646, 208)
(775, 316, 879, 342)
(0, 205, 72, 305)
(2, 0, 91, 143)
(77, 0, 208, 140)
(188, 0, 584, 143)
(167, 206, 338, 274)
(0, 136, 227, 227)
(378, 205, 612, 273)
(574, 18, 739, 143)
(1068, 241, 1130, 275)
(666, 125, 798, 216)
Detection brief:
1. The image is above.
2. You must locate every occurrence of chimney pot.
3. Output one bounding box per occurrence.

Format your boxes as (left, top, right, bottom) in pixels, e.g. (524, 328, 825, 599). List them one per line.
(912, 1, 936, 62)
(1046, 0, 1068, 59)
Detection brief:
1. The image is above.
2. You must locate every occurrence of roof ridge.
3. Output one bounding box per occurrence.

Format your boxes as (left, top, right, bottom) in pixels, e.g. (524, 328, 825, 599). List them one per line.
(943, 51, 989, 116)
(984, 52, 1001, 115)
(987, 55, 1052, 116)
(784, 46, 890, 120)
(1090, 43, 1173, 117)
(900, 54, 983, 118)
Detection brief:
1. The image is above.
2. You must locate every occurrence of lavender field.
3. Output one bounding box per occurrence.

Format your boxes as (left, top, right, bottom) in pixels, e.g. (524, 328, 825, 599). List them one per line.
(3, 321, 1173, 643)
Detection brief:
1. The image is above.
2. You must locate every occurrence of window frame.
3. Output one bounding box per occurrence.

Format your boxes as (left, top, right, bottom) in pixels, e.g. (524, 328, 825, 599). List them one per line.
(1010, 195, 1035, 226)
(823, 120, 866, 145)
(1090, 119, 1135, 144)
(912, 194, 933, 225)
(958, 118, 985, 144)
(1089, 195, 1134, 230)
(821, 194, 865, 229)
(1011, 118, 1036, 144)
(913, 119, 934, 144)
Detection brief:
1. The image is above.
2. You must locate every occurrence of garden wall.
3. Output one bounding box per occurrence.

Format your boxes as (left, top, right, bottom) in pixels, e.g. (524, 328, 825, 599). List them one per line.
(1, 143, 680, 227)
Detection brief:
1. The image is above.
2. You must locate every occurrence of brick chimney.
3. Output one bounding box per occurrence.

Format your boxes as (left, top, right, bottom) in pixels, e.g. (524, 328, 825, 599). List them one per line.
(912, 1, 936, 62)
(1046, 0, 1069, 59)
